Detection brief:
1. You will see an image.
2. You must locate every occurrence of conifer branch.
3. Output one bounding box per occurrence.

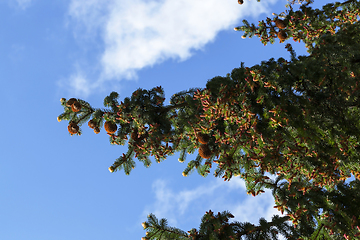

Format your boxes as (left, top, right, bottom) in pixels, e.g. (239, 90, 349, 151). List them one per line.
(313, 223, 324, 240)
(58, 1, 360, 238)
(236, 216, 291, 237)
(73, 111, 94, 125)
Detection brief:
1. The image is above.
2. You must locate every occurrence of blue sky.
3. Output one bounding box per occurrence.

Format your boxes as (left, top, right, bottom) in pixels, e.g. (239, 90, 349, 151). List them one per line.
(0, 0, 332, 239)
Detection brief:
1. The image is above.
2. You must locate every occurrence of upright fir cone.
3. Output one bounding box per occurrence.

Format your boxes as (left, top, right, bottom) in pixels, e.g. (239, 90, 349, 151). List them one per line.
(278, 30, 287, 41)
(197, 133, 210, 144)
(68, 122, 79, 135)
(275, 19, 286, 29)
(104, 121, 117, 134)
(238, 0, 243, 4)
(199, 144, 212, 159)
(88, 119, 96, 129)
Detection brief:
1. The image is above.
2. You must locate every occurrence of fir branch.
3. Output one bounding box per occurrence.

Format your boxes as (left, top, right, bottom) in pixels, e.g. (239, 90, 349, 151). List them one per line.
(58, 2, 360, 238)
(312, 223, 324, 240)
(236, 216, 291, 237)
(73, 111, 93, 125)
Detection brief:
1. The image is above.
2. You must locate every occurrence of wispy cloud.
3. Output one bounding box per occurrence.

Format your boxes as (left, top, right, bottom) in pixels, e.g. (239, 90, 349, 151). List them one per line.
(63, 0, 280, 96)
(14, 0, 32, 9)
(57, 66, 96, 97)
(142, 177, 285, 230)
(145, 178, 222, 226)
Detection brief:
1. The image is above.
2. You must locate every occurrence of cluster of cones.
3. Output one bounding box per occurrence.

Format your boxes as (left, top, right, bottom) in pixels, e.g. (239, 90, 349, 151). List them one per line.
(65, 98, 118, 135)
(87, 119, 100, 134)
(68, 119, 118, 135)
(275, 19, 287, 41)
(197, 133, 212, 159)
(66, 98, 81, 135)
(66, 98, 82, 112)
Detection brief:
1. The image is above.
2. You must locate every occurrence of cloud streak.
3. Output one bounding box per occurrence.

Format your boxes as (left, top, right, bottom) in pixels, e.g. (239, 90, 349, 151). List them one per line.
(14, 0, 32, 9)
(64, 0, 279, 96)
(142, 177, 285, 230)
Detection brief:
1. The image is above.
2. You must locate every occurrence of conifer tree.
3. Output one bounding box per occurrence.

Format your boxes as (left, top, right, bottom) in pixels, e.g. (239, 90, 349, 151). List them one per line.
(58, 0, 360, 239)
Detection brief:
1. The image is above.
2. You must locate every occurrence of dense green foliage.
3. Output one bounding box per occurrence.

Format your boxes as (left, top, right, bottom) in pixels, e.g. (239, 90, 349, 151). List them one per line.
(58, 0, 360, 239)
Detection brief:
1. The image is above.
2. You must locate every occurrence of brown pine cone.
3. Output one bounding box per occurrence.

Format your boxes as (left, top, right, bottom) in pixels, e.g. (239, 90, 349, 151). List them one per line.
(131, 129, 139, 141)
(68, 122, 79, 135)
(88, 119, 96, 129)
(275, 19, 286, 29)
(278, 30, 287, 40)
(238, 0, 243, 4)
(71, 101, 82, 112)
(104, 121, 117, 134)
(199, 144, 212, 159)
(94, 127, 100, 134)
(197, 133, 210, 144)
(66, 98, 77, 107)
(139, 131, 148, 141)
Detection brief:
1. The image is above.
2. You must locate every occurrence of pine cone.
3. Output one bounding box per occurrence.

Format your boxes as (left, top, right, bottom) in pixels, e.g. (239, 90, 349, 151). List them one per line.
(131, 129, 139, 141)
(104, 121, 117, 134)
(88, 119, 96, 129)
(94, 127, 100, 134)
(139, 131, 149, 141)
(66, 98, 77, 107)
(197, 133, 210, 144)
(199, 144, 212, 159)
(275, 19, 286, 29)
(278, 30, 287, 40)
(238, 0, 243, 4)
(68, 122, 79, 135)
(71, 101, 82, 112)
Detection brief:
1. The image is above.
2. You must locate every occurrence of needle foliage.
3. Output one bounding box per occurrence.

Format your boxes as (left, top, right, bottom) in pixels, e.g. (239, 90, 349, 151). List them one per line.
(58, 0, 360, 239)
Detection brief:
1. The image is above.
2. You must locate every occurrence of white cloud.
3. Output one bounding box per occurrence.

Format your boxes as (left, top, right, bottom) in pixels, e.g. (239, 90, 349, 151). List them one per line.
(143, 177, 285, 231)
(14, 0, 32, 9)
(67, 72, 93, 97)
(144, 178, 222, 226)
(57, 67, 97, 98)
(64, 0, 280, 96)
